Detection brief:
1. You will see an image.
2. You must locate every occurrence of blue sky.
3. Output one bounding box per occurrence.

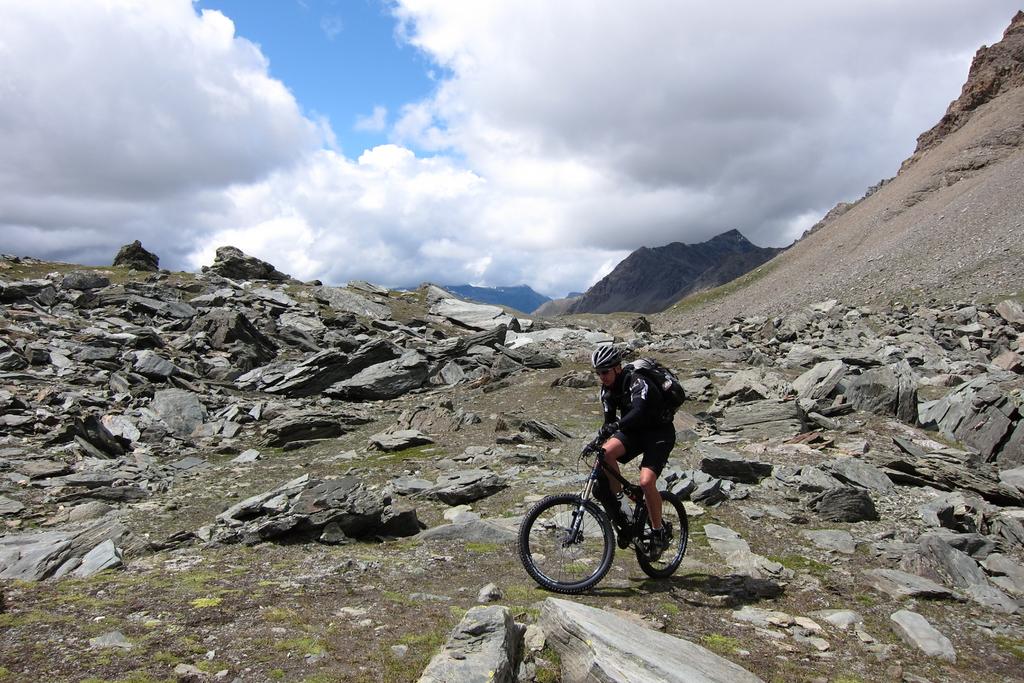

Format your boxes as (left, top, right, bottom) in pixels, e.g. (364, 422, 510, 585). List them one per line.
(195, 0, 436, 157)
(0, 1, 1020, 297)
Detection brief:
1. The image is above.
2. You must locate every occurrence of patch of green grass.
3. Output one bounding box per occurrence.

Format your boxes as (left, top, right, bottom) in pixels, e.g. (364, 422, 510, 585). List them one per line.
(381, 622, 454, 683)
(535, 644, 562, 683)
(189, 597, 222, 608)
(768, 554, 830, 578)
(701, 633, 741, 655)
(0, 610, 72, 628)
(995, 635, 1024, 661)
(196, 660, 231, 673)
(670, 259, 781, 314)
(382, 590, 414, 606)
(464, 541, 502, 553)
(503, 583, 545, 604)
(658, 601, 681, 616)
(684, 514, 715, 545)
(274, 636, 327, 656)
(152, 651, 182, 666)
(262, 607, 307, 626)
(269, 670, 286, 680)
(854, 593, 877, 606)
(0, 668, 10, 680)
(832, 676, 868, 683)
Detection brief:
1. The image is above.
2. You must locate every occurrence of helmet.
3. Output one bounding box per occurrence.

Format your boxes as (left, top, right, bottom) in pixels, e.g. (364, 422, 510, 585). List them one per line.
(591, 344, 623, 370)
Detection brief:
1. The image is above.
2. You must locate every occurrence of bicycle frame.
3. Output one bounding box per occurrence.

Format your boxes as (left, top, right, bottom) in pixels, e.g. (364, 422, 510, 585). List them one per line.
(578, 444, 644, 515)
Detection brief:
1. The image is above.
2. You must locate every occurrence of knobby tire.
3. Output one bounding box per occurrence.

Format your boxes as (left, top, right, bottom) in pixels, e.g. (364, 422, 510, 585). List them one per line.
(634, 490, 689, 578)
(517, 493, 615, 594)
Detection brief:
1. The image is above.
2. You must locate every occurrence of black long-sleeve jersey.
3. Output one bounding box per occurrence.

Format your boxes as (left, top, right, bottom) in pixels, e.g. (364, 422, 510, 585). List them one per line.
(600, 368, 669, 431)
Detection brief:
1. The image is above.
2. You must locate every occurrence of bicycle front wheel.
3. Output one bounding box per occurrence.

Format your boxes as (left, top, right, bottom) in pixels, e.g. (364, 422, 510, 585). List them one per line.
(635, 490, 689, 578)
(518, 493, 615, 593)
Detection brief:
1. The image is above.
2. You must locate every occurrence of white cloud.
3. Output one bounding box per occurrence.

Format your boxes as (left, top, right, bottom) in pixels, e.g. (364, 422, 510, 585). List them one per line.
(354, 105, 388, 132)
(320, 14, 343, 40)
(0, 0, 1020, 298)
(389, 0, 1022, 250)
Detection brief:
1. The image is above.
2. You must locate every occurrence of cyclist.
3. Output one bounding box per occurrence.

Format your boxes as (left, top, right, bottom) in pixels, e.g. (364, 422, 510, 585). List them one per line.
(591, 344, 675, 551)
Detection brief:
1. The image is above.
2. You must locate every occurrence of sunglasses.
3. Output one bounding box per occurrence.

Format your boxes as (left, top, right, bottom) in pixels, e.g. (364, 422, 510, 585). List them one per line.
(595, 368, 615, 376)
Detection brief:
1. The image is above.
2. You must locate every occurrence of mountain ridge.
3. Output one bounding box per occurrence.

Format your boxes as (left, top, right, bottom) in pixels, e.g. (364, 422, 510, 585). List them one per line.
(569, 229, 782, 314)
(442, 283, 551, 315)
(660, 10, 1024, 330)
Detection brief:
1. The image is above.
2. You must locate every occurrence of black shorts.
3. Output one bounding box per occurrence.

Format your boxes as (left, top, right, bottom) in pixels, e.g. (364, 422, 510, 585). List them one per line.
(613, 423, 675, 476)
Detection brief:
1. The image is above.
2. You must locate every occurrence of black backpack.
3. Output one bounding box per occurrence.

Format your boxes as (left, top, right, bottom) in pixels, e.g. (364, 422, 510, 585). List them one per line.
(626, 358, 686, 418)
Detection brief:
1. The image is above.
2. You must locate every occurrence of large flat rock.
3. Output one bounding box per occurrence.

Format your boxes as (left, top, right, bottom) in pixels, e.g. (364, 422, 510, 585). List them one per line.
(540, 598, 765, 683)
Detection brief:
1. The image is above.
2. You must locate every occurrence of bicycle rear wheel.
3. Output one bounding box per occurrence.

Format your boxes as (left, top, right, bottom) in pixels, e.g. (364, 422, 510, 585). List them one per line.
(635, 490, 688, 578)
(518, 493, 615, 593)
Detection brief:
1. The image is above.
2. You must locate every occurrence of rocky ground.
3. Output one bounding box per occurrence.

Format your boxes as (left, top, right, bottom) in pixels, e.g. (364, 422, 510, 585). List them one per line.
(1, 252, 1024, 683)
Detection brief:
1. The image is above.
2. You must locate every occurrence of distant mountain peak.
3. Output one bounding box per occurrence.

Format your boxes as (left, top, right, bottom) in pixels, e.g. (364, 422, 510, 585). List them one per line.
(443, 283, 551, 314)
(569, 229, 781, 314)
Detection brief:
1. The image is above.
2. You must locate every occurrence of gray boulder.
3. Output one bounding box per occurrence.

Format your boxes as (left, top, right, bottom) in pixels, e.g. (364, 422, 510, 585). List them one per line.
(0, 519, 132, 581)
(315, 286, 392, 320)
(863, 568, 956, 600)
(208, 474, 417, 545)
(540, 598, 766, 682)
(792, 360, 848, 401)
(328, 350, 429, 400)
(427, 469, 508, 505)
(61, 271, 110, 291)
(150, 389, 207, 437)
(718, 399, 805, 440)
(112, 240, 159, 271)
(697, 443, 773, 484)
(369, 429, 433, 452)
(825, 457, 894, 491)
(889, 610, 956, 662)
(203, 245, 291, 281)
(845, 361, 917, 424)
(808, 487, 878, 522)
(417, 518, 519, 543)
(431, 298, 520, 332)
(418, 605, 522, 683)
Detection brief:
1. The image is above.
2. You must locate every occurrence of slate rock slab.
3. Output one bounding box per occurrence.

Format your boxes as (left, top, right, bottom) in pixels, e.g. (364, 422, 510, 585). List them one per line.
(846, 361, 917, 424)
(697, 443, 773, 483)
(540, 598, 765, 683)
(328, 351, 429, 400)
(207, 474, 417, 545)
(863, 569, 955, 600)
(112, 240, 158, 271)
(0, 495, 25, 515)
(150, 389, 207, 437)
(0, 519, 132, 581)
(808, 487, 878, 522)
(427, 469, 508, 505)
(369, 429, 433, 452)
(825, 457, 894, 492)
(802, 529, 856, 554)
(418, 605, 522, 683)
(416, 518, 519, 544)
(889, 610, 956, 662)
(719, 399, 805, 440)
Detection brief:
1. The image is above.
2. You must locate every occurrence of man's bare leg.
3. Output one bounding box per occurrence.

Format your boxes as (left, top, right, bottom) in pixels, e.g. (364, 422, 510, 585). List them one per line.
(600, 437, 626, 495)
(639, 466, 662, 528)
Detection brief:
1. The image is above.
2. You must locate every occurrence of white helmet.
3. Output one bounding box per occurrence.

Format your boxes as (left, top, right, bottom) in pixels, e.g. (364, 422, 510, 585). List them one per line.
(591, 344, 622, 370)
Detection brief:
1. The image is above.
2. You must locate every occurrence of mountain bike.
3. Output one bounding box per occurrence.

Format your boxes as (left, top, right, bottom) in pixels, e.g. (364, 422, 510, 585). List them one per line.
(517, 435, 689, 593)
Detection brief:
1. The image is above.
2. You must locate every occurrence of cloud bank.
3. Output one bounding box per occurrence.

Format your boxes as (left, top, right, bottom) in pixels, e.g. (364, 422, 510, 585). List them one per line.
(0, 0, 1019, 296)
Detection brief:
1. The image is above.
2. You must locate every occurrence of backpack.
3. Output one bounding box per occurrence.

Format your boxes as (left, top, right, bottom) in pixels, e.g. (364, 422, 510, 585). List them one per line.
(626, 358, 686, 419)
